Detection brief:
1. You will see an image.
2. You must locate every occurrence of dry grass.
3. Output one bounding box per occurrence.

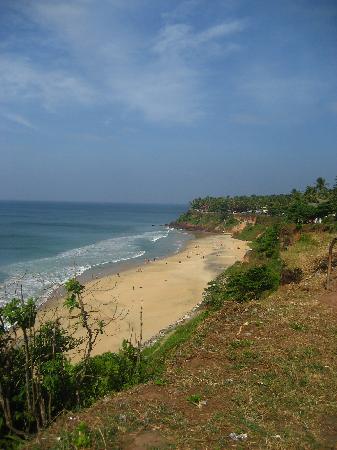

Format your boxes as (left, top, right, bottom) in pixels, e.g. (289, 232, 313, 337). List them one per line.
(26, 232, 337, 450)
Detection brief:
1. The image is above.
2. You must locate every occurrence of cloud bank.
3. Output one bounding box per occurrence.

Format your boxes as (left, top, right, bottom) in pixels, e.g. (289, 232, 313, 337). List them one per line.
(0, 0, 246, 125)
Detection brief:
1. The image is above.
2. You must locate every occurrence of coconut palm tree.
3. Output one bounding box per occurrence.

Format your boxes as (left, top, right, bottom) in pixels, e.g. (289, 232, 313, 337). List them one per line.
(315, 177, 327, 192)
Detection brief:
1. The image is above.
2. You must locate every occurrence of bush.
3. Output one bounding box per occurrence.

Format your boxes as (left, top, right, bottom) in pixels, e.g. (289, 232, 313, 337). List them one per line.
(73, 340, 146, 408)
(225, 264, 280, 302)
(253, 225, 280, 259)
(203, 275, 228, 309)
(204, 262, 280, 307)
(0, 281, 145, 444)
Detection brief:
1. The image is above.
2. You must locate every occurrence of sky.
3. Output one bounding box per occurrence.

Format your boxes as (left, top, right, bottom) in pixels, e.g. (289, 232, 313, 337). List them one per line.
(0, 0, 336, 203)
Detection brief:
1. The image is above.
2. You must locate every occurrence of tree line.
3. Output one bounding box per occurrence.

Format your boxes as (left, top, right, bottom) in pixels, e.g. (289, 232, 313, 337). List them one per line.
(189, 177, 337, 224)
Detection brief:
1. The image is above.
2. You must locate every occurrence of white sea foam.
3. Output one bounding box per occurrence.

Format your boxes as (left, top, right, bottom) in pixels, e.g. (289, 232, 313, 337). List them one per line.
(0, 227, 179, 306)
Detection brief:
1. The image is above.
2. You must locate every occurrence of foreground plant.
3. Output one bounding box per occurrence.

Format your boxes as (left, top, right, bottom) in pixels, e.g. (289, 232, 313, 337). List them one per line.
(0, 296, 77, 437)
(0, 278, 131, 444)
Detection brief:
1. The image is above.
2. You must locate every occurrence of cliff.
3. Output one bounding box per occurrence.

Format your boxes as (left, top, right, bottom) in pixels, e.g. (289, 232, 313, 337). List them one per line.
(26, 229, 337, 449)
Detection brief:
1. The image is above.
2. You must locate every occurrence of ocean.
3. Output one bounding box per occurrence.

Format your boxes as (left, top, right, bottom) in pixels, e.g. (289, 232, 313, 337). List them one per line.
(0, 201, 190, 305)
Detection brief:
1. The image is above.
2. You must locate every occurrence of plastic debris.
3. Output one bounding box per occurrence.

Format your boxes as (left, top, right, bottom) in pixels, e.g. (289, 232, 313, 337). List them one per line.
(229, 432, 248, 441)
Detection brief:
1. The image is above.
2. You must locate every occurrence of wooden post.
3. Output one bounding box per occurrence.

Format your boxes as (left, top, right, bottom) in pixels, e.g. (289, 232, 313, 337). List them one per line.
(327, 237, 337, 290)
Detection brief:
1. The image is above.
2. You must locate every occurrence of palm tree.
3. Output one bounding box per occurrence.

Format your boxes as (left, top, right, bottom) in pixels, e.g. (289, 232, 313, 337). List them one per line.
(304, 185, 317, 202)
(315, 177, 327, 192)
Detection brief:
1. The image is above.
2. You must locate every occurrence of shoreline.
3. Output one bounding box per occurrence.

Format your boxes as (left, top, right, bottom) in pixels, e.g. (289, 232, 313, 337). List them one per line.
(40, 227, 194, 308)
(39, 232, 248, 357)
(0, 225, 192, 308)
(78, 229, 196, 287)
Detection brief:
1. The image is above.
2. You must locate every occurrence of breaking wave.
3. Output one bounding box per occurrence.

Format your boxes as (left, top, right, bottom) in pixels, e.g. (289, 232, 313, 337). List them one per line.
(0, 227, 180, 306)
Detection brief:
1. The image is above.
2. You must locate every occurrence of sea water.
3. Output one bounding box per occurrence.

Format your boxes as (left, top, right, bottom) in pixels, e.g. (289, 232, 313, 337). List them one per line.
(0, 201, 190, 305)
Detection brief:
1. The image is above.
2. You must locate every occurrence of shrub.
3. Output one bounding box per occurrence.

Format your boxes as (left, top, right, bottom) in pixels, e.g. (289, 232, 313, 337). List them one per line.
(253, 225, 280, 259)
(0, 281, 144, 444)
(204, 262, 280, 307)
(225, 264, 280, 302)
(74, 340, 146, 407)
(203, 275, 227, 310)
(71, 422, 91, 449)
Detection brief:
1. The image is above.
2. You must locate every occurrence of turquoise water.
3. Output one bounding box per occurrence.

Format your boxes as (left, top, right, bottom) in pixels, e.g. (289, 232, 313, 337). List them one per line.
(0, 201, 189, 304)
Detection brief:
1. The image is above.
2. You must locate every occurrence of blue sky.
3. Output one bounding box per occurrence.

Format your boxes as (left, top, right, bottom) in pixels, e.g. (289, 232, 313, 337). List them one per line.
(0, 0, 336, 203)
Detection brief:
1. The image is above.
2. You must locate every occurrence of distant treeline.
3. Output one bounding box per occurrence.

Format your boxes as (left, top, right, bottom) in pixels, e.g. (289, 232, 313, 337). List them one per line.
(181, 177, 337, 225)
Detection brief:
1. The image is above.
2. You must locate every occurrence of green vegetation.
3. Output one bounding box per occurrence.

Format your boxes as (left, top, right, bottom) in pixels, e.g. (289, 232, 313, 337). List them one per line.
(174, 176, 337, 232)
(0, 280, 207, 447)
(29, 229, 337, 450)
(66, 422, 91, 449)
(47, 421, 118, 450)
(225, 264, 280, 302)
(0, 281, 144, 447)
(204, 224, 282, 308)
(142, 311, 209, 379)
(234, 222, 266, 240)
(173, 209, 227, 231)
(2, 175, 337, 448)
(187, 394, 202, 405)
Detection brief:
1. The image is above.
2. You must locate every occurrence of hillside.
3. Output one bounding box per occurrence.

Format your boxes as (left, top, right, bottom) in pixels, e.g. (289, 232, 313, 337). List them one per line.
(171, 179, 337, 234)
(26, 228, 337, 449)
(2, 178, 336, 449)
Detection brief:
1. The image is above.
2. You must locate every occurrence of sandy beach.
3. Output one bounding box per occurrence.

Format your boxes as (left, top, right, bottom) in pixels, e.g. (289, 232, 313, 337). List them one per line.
(40, 233, 248, 357)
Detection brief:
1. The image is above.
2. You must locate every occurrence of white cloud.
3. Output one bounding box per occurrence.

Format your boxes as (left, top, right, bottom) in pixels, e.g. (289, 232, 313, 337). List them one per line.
(1, 1, 246, 124)
(2, 112, 37, 130)
(153, 20, 245, 55)
(0, 55, 95, 110)
(197, 20, 245, 42)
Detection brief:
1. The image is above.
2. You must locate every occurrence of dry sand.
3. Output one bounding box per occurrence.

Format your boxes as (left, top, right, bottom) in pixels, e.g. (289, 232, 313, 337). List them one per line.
(40, 233, 248, 357)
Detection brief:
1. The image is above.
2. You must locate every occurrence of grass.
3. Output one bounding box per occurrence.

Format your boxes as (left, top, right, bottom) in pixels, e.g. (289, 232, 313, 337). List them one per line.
(234, 223, 267, 241)
(187, 394, 202, 405)
(290, 321, 309, 332)
(143, 310, 209, 377)
(229, 338, 254, 349)
(298, 232, 318, 247)
(282, 229, 331, 272)
(42, 421, 118, 450)
(25, 230, 337, 449)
